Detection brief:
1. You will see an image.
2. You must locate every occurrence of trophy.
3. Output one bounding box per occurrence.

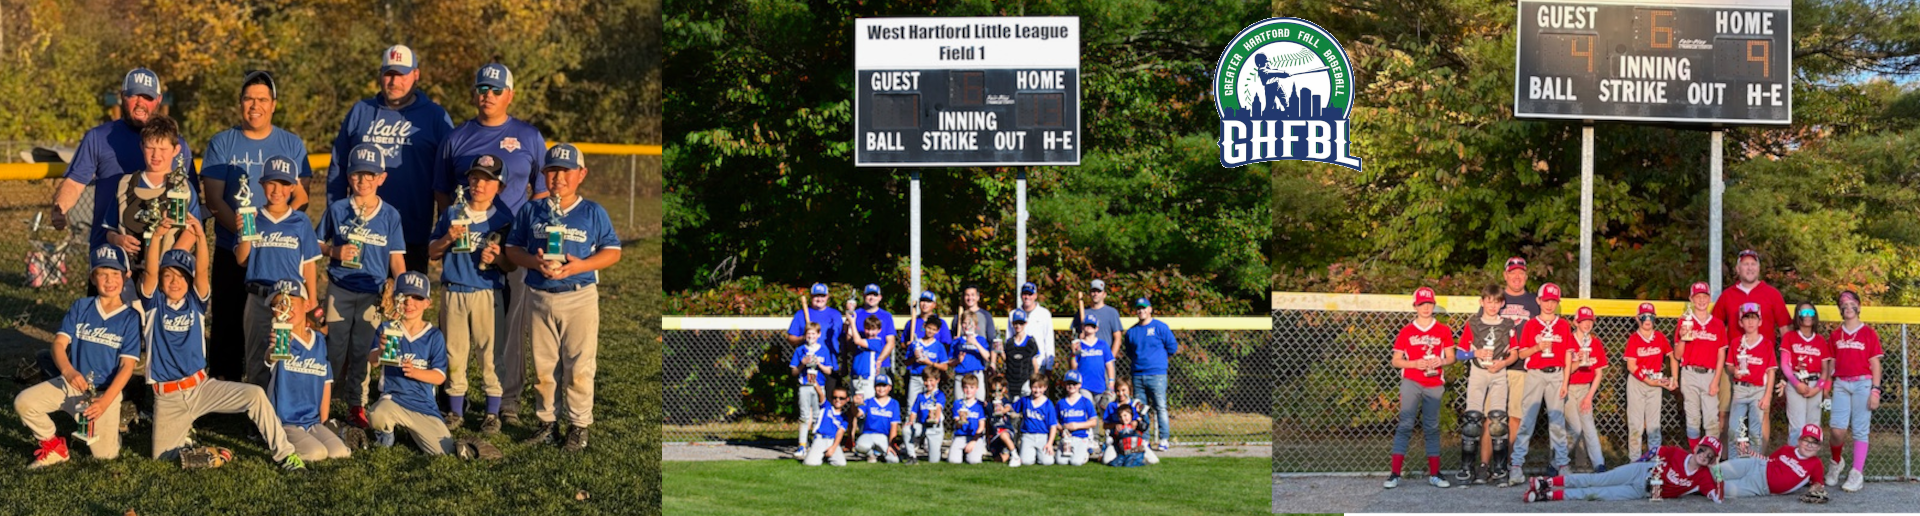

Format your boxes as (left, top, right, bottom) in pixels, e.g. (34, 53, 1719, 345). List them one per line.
(72, 372, 99, 444)
(450, 185, 476, 253)
(377, 298, 404, 366)
(132, 198, 163, 244)
(1423, 348, 1441, 377)
(1735, 425, 1752, 456)
(1733, 345, 1754, 379)
(1648, 452, 1666, 501)
(164, 162, 191, 223)
(1796, 358, 1820, 385)
(268, 283, 296, 363)
(341, 205, 369, 269)
(542, 197, 567, 265)
(235, 173, 260, 243)
(1474, 331, 1500, 369)
(1537, 332, 1557, 358)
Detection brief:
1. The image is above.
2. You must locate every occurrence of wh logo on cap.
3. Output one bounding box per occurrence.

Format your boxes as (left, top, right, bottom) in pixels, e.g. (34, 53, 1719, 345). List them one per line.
(271, 159, 291, 174)
(356, 148, 378, 164)
(96, 247, 117, 260)
(406, 274, 426, 290)
(552, 148, 572, 161)
(131, 73, 155, 88)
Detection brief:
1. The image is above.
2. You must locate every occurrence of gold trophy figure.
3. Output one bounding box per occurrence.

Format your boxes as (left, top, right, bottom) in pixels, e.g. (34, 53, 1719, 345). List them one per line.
(341, 204, 370, 270)
(450, 185, 476, 253)
(542, 197, 567, 266)
(268, 282, 297, 363)
(235, 173, 260, 243)
(377, 297, 404, 366)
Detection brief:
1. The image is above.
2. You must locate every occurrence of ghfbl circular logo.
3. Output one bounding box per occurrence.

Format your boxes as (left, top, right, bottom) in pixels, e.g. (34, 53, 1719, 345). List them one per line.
(1215, 18, 1361, 171)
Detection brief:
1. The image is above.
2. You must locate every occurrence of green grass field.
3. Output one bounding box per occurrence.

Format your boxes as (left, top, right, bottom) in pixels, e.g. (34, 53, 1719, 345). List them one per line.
(0, 174, 662, 515)
(664, 457, 1270, 515)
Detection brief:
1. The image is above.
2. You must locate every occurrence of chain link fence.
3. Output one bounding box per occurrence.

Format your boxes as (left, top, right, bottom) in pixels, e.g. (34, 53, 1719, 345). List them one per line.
(1272, 299, 1918, 480)
(663, 317, 1273, 444)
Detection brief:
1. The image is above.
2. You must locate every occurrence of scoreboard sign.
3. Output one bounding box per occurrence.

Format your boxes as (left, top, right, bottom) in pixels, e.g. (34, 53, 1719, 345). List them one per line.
(855, 17, 1081, 167)
(1514, 0, 1790, 125)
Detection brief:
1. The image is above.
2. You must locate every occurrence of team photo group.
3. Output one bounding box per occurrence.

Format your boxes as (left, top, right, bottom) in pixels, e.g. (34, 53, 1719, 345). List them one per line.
(783, 280, 1181, 468)
(1386, 252, 1886, 505)
(17, 46, 623, 471)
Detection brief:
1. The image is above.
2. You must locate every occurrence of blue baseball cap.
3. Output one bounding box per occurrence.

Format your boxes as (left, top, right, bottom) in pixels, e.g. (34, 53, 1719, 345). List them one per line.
(380, 45, 417, 75)
(1009, 309, 1027, 324)
(875, 375, 892, 386)
(123, 68, 161, 98)
(809, 283, 828, 296)
(348, 143, 385, 175)
(262, 155, 299, 184)
(1090, 279, 1106, 291)
(544, 143, 584, 171)
(1020, 282, 1037, 294)
(273, 279, 307, 299)
(918, 291, 936, 303)
(475, 63, 514, 90)
(395, 271, 431, 299)
(863, 284, 881, 295)
(466, 154, 504, 181)
(90, 245, 128, 271)
(1135, 297, 1152, 308)
(1063, 371, 1083, 385)
(1082, 315, 1098, 327)
(160, 250, 195, 278)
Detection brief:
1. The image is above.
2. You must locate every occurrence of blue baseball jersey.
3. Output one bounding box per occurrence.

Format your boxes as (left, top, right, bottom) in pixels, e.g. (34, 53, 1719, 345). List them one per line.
(429, 204, 515, 292)
(66, 119, 197, 248)
(906, 337, 949, 376)
(1073, 338, 1114, 393)
(912, 390, 947, 425)
(851, 337, 890, 380)
(951, 398, 985, 436)
(506, 197, 621, 291)
(56, 297, 143, 385)
(319, 198, 407, 294)
(950, 334, 990, 375)
(243, 209, 321, 287)
(859, 397, 900, 435)
(1104, 399, 1149, 425)
(1125, 319, 1181, 375)
(377, 323, 450, 417)
(435, 117, 548, 213)
(784, 307, 843, 359)
(142, 287, 210, 383)
(813, 401, 846, 438)
(267, 328, 330, 428)
(1056, 395, 1098, 438)
(849, 307, 898, 342)
(326, 93, 454, 247)
(200, 126, 313, 250)
(788, 343, 833, 386)
(1013, 396, 1059, 434)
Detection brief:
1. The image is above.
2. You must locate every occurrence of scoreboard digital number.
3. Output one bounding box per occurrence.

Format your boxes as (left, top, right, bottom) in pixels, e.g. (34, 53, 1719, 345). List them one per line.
(855, 17, 1081, 167)
(1514, 0, 1790, 125)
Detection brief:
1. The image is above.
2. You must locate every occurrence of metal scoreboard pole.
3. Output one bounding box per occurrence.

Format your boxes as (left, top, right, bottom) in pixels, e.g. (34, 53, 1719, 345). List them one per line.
(1017, 170, 1027, 294)
(911, 170, 922, 300)
(1579, 125, 1594, 298)
(1709, 130, 1724, 293)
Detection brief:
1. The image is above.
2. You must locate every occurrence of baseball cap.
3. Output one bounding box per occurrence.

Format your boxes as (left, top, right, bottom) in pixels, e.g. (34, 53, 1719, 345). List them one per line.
(90, 245, 128, 271)
(1538, 283, 1562, 302)
(1695, 436, 1723, 456)
(1063, 371, 1083, 385)
(809, 283, 828, 296)
(123, 67, 161, 98)
(380, 45, 417, 75)
(1134, 297, 1151, 308)
(160, 250, 194, 278)
(273, 279, 308, 299)
(1738, 249, 1760, 262)
(241, 70, 277, 99)
(1690, 282, 1712, 298)
(467, 154, 505, 181)
(475, 63, 514, 90)
(262, 155, 299, 185)
(1090, 279, 1106, 291)
(395, 271, 431, 299)
(348, 143, 385, 175)
(1082, 315, 1098, 327)
(1412, 287, 1437, 306)
(1009, 309, 1027, 324)
(1020, 282, 1037, 295)
(918, 291, 936, 303)
(1575, 306, 1595, 322)
(1505, 256, 1528, 272)
(863, 284, 881, 295)
(1740, 302, 1761, 317)
(544, 143, 584, 171)
(1800, 424, 1823, 442)
(1637, 302, 1657, 319)
(875, 375, 892, 386)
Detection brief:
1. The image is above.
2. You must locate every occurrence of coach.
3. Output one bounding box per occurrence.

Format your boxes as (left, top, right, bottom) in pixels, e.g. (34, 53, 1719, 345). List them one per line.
(1123, 297, 1178, 451)
(1497, 257, 1538, 451)
(1018, 282, 1056, 371)
(1711, 248, 1789, 452)
(326, 44, 453, 274)
(50, 68, 197, 250)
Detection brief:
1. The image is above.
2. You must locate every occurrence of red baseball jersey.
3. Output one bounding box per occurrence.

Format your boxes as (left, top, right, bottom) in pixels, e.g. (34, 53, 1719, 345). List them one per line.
(1779, 331, 1831, 381)
(1567, 334, 1610, 384)
(1654, 445, 1722, 501)
(1764, 445, 1825, 495)
(1625, 331, 1672, 382)
(1393, 320, 1454, 387)
(1828, 323, 1885, 379)
(1724, 333, 1776, 386)
(1674, 313, 1728, 369)
(1518, 316, 1576, 369)
(1713, 282, 1791, 336)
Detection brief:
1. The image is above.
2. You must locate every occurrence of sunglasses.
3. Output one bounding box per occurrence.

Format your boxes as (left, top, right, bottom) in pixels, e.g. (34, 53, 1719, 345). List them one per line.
(475, 85, 507, 96)
(832, 396, 847, 401)
(1799, 308, 1818, 318)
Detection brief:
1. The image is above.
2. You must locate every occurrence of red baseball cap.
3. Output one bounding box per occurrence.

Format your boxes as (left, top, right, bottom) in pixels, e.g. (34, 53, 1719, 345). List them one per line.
(1740, 302, 1762, 318)
(1575, 306, 1595, 322)
(1505, 257, 1528, 272)
(1538, 283, 1562, 302)
(1695, 435, 1722, 456)
(1690, 282, 1711, 298)
(1800, 424, 1823, 443)
(1738, 249, 1760, 262)
(1413, 287, 1437, 306)
(1637, 302, 1657, 317)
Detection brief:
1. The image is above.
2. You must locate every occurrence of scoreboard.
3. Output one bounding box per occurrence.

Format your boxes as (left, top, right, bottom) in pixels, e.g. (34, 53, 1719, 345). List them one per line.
(855, 17, 1081, 167)
(1514, 0, 1790, 125)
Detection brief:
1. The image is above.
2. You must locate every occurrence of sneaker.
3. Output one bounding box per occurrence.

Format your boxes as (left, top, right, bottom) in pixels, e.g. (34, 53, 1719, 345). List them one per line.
(27, 438, 69, 469)
(480, 414, 502, 435)
(347, 406, 370, 429)
(1842, 469, 1864, 492)
(1454, 466, 1473, 483)
(1428, 475, 1451, 488)
(373, 430, 395, 448)
(1531, 476, 1553, 495)
(523, 421, 558, 445)
(1502, 469, 1526, 488)
(280, 453, 307, 471)
(1825, 459, 1845, 486)
(1523, 484, 1551, 503)
(793, 446, 807, 459)
(501, 412, 521, 426)
(867, 453, 878, 463)
(1521, 480, 1537, 502)
(442, 411, 462, 428)
(562, 426, 589, 452)
(1383, 474, 1401, 489)
(1009, 453, 1022, 468)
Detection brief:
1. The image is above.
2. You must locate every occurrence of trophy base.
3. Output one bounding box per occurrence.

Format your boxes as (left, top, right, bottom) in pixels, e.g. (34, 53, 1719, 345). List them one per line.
(240, 235, 263, 243)
(340, 260, 364, 270)
(269, 352, 294, 363)
(379, 359, 402, 367)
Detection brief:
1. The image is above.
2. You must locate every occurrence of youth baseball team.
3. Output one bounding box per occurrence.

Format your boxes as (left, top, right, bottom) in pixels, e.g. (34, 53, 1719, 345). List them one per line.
(1388, 254, 1885, 504)
(17, 45, 622, 471)
(786, 280, 1182, 468)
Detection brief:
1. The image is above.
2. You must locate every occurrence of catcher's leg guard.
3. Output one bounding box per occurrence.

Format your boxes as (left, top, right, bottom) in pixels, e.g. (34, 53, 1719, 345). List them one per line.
(1458, 410, 1484, 481)
(1487, 409, 1510, 477)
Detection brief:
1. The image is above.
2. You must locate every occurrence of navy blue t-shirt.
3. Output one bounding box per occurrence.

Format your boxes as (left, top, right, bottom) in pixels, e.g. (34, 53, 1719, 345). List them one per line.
(326, 93, 454, 247)
(200, 126, 313, 250)
(436, 117, 548, 213)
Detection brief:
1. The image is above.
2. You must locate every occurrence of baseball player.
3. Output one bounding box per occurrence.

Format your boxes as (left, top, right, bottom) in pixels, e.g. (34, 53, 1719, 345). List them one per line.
(1011, 373, 1060, 467)
(1000, 310, 1040, 396)
(1054, 372, 1100, 466)
(235, 156, 321, 388)
(1498, 257, 1540, 443)
(788, 322, 833, 458)
(1824, 290, 1883, 492)
(366, 271, 454, 455)
(905, 370, 946, 463)
(321, 143, 409, 427)
(853, 375, 902, 463)
(1624, 302, 1676, 460)
(1726, 303, 1777, 456)
(948, 312, 991, 404)
(985, 375, 1019, 465)
(1455, 283, 1517, 484)
(503, 143, 623, 451)
(1106, 403, 1151, 468)
(802, 386, 851, 467)
(50, 67, 199, 251)
(1712, 250, 1790, 445)
(903, 315, 950, 415)
(326, 44, 453, 275)
(265, 282, 350, 462)
(15, 245, 143, 467)
(1779, 302, 1832, 444)
(1562, 306, 1611, 473)
(1674, 281, 1728, 451)
(1068, 313, 1116, 408)
(427, 154, 518, 431)
(1716, 424, 1829, 499)
(1124, 297, 1179, 451)
(141, 217, 304, 470)
(1101, 377, 1159, 465)
(1522, 436, 1724, 503)
(847, 315, 890, 404)
(786, 283, 842, 359)
(1504, 282, 1575, 487)
(1016, 283, 1056, 372)
(946, 374, 987, 464)
(105, 115, 204, 256)
(200, 70, 313, 382)
(1387, 287, 1454, 489)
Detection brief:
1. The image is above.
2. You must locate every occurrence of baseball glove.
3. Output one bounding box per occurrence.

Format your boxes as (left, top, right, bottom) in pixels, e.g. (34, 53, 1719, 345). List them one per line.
(179, 446, 232, 469)
(455, 437, 503, 460)
(331, 420, 370, 450)
(1799, 484, 1831, 504)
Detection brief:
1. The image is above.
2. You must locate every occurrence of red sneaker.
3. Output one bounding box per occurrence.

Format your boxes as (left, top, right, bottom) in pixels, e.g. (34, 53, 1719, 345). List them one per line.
(29, 437, 69, 469)
(348, 406, 370, 429)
